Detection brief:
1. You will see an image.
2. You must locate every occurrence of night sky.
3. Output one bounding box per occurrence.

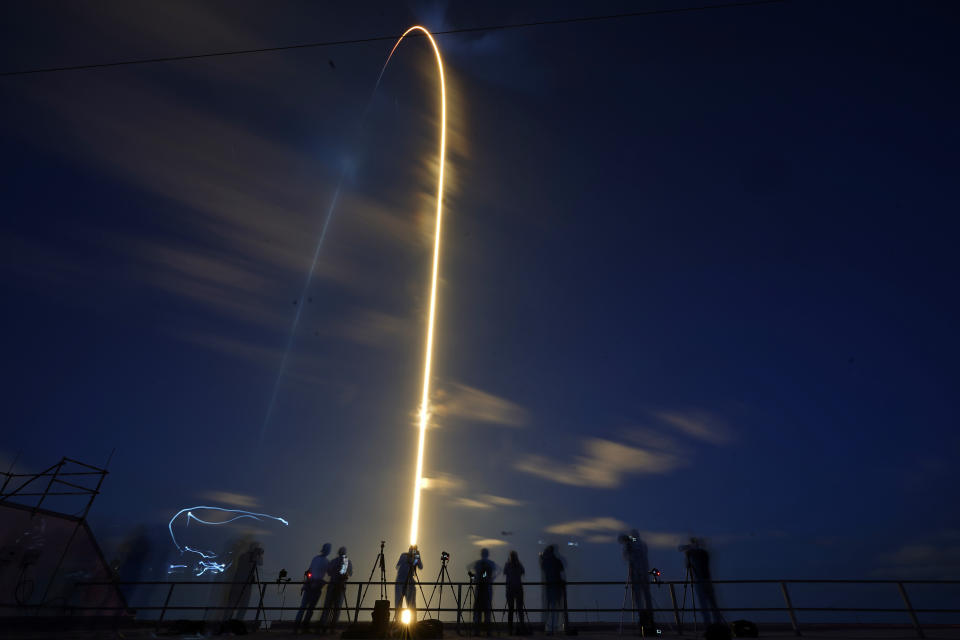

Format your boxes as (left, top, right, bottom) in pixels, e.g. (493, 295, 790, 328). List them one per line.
(2, 0, 959, 593)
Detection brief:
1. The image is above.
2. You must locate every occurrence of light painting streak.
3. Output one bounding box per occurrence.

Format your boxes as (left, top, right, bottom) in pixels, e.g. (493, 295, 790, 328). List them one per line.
(378, 26, 447, 546)
(168, 506, 289, 576)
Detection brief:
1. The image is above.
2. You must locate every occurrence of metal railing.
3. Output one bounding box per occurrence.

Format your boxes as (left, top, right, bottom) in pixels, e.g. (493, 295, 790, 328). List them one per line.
(6, 577, 957, 637)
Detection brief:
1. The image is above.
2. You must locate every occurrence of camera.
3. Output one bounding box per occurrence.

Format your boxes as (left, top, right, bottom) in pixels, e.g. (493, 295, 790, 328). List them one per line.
(441, 551, 450, 562)
(278, 568, 289, 582)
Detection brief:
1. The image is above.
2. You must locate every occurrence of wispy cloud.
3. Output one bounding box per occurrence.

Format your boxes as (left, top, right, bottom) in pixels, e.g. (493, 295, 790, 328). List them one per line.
(317, 308, 410, 347)
(515, 438, 685, 488)
(482, 494, 525, 507)
(545, 517, 629, 536)
(654, 410, 732, 445)
(586, 534, 618, 544)
(421, 473, 464, 493)
(514, 409, 733, 489)
(452, 493, 525, 509)
(199, 491, 260, 508)
(432, 382, 528, 428)
(545, 518, 686, 548)
(641, 532, 686, 549)
(873, 531, 960, 578)
(469, 535, 508, 547)
(454, 497, 493, 509)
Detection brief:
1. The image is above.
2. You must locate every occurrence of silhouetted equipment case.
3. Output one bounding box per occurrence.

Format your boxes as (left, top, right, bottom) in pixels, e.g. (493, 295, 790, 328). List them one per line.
(731, 619, 760, 637)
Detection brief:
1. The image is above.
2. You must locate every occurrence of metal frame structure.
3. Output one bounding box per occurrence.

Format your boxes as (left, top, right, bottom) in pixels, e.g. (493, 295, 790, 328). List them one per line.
(1, 456, 116, 610)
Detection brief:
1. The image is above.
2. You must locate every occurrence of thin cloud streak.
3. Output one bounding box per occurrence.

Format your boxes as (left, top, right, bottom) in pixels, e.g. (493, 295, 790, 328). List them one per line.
(433, 382, 528, 427)
(516, 438, 685, 488)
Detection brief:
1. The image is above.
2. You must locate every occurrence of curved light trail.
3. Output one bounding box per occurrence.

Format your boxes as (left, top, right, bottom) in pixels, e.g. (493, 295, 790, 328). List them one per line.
(379, 26, 447, 546)
(167, 506, 289, 576)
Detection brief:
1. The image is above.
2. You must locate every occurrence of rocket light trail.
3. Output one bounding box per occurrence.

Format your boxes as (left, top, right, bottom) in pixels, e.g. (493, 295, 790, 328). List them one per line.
(168, 506, 289, 576)
(378, 26, 447, 547)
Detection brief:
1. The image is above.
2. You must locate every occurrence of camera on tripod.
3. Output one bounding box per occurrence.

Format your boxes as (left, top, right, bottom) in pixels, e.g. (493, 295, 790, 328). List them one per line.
(648, 568, 661, 585)
(278, 568, 290, 583)
(441, 551, 450, 563)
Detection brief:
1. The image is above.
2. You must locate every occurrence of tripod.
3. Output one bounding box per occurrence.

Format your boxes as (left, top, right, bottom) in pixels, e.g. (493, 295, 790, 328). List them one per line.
(275, 570, 291, 625)
(619, 569, 671, 637)
(678, 563, 699, 636)
(425, 554, 461, 624)
(225, 559, 267, 629)
(458, 577, 476, 637)
(355, 540, 388, 621)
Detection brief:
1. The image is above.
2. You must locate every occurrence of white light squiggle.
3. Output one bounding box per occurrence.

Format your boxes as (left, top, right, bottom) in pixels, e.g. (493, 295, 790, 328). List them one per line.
(168, 506, 289, 576)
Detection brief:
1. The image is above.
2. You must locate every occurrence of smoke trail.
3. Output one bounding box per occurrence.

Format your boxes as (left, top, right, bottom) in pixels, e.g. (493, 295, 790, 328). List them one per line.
(259, 184, 341, 441)
(258, 41, 421, 441)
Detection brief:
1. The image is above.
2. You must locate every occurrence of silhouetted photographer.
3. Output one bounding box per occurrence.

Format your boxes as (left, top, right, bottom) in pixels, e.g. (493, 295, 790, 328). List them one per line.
(678, 537, 722, 626)
(395, 544, 423, 619)
(618, 529, 654, 630)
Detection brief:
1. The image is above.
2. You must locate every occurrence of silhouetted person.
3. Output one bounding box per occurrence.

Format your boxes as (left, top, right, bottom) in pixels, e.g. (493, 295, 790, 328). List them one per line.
(319, 546, 353, 632)
(503, 550, 526, 634)
(469, 548, 498, 635)
(678, 537, 722, 625)
(295, 542, 331, 631)
(619, 529, 653, 629)
(111, 525, 151, 604)
(225, 541, 262, 621)
(395, 544, 423, 619)
(539, 545, 565, 635)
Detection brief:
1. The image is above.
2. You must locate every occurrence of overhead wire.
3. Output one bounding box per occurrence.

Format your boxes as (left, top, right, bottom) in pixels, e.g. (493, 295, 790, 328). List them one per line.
(1, 0, 786, 78)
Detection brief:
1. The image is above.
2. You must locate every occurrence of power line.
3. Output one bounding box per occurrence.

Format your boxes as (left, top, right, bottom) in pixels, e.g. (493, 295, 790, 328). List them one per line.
(1, 0, 786, 78)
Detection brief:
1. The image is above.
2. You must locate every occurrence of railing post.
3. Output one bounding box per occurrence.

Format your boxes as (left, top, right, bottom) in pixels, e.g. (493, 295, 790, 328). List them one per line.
(669, 583, 682, 634)
(897, 582, 925, 638)
(156, 583, 176, 630)
(457, 583, 463, 633)
(354, 581, 363, 621)
(779, 581, 801, 636)
(254, 581, 267, 629)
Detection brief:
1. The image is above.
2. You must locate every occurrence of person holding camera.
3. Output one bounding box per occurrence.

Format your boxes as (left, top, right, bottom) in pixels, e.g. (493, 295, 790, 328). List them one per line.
(503, 550, 527, 634)
(619, 530, 654, 630)
(319, 546, 353, 632)
(539, 545, 565, 635)
(294, 542, 331, 632)
(395, 544, 423, 619)
(678, 537, 722, 626)
(470, 548, 499, 636)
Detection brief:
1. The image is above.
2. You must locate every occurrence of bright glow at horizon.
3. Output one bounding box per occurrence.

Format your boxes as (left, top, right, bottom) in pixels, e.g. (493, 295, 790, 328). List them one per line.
(379, 25, 448, 547)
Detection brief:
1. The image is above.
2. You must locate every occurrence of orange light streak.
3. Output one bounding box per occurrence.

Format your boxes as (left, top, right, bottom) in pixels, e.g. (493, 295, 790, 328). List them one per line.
(380, 26, 447, 546)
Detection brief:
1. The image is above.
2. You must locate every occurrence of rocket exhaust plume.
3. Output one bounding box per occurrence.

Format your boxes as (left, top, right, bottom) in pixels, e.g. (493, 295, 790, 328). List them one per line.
(379, 26, 447, 546)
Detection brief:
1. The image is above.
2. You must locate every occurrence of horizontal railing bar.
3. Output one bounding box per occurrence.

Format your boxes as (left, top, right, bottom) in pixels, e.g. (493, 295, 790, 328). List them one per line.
(76, 578, 960, 586)
(4, 604, 960, 614)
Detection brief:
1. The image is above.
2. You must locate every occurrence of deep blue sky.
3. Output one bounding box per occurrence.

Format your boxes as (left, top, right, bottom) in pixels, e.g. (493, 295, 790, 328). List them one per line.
(2, 0, 958, 594)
